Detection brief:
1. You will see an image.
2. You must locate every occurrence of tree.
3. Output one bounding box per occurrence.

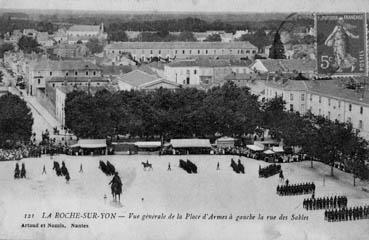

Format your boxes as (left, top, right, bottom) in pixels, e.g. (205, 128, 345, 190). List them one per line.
(178, 31, 197, 42)
(86, 38, 104, 54)
(0, 93, 33, 148)
(239, 29, 270, 50)
(204, 33, 222, 42)
(0, 42, 14, 58)
(18, 36, 42, 54)
(269, 32, 286, 59)
(108, 30, 128, 42)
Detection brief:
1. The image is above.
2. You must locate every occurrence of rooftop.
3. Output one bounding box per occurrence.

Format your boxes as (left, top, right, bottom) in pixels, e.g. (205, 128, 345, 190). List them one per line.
(32, 60, 101, 71)
(68, 25, 101, 32)
(56, 84, 116, 95)
(117, 70, 160, 87)
(256, 59, 316, 73)
(105, 41, 257, 50)
(49, 76, 109, 83)
(224, 72, 257, 81)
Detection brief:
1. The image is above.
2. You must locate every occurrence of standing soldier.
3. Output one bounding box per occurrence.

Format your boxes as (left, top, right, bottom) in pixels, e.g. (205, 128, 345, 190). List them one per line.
(217, 162, 220, 170)
(20, 163, 26, 178)
(42, 164, 46, 174)
(79, 163, 83, 173)
(168, 162, 171, 171)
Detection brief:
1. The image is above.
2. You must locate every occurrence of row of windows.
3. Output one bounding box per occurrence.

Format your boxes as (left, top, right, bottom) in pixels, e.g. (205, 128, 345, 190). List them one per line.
(315, 109, 364, 129)
(112, 49, 257, 55)
(311, 94, 364, 115)
(49, 71, 98, 77)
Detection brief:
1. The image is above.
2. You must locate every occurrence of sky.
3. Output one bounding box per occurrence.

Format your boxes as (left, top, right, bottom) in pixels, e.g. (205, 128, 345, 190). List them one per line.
(0, 0, 369, 13)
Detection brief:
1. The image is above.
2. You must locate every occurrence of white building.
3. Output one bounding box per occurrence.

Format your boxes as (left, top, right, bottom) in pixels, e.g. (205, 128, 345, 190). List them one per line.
(66, 23, 107, 44)
(104, 41, 258, 61)
(164, 58, 252, 86)
(263, 78, 369, 140)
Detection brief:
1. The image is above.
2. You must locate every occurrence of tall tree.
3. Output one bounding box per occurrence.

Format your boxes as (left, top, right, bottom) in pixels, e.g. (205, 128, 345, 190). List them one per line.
(86, 38, 104, 54)
(269, 32, 286, 59)
(18, 36, 41, 54)
(178, 31, 197, 42)
(0, 42, 14, 58)
(0, 93, 33, 148)
(204, 33, 222, 42)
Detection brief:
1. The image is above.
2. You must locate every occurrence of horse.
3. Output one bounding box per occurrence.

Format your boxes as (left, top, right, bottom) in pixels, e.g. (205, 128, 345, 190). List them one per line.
(106, 161, 116, 175)
(99, 161, 108, 175)
(186, 160, 197, 174)
(111, 181, 122, 202)
(237, 161, 245, 174)
(179, 159, 191, 173)
(53, 161, 62, 176)
(230, 159, 240, 173)
(141, 161, 153, 171)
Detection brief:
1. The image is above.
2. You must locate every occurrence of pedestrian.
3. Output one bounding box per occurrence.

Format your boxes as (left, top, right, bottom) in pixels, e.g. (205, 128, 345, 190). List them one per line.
(217, 162, 220, 170)
(285, 179, 289, 186)
(79, 163, 83, 173)
(42, 164, 46, 174)
(168, 162, 171, 171)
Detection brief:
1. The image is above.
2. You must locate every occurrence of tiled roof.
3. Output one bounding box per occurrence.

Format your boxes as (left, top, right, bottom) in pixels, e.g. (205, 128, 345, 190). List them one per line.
(118, 70, 160, 87)
(168, 58, 232, 68)
(48, 76, 109, 83)
(56, 84, 116, 94)
(105, 41, 257, 50)
(306, 79, 369, 106)
(224, 73, 257, 81)
(68, 25, 100, 32)
(32, 60, 101, 71)
(258, 59, 316, 73)
(265, 79, 308, 91)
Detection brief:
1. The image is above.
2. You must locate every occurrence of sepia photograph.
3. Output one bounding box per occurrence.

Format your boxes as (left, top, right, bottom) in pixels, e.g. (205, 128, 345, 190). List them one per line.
(0, 0, 368, 239)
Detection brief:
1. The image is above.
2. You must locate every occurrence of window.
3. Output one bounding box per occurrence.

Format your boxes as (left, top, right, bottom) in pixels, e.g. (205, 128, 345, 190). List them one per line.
(360, 106, 363, 114)
(205, 50, 208, 54)
(349, 104, 352, 112)
(319, 96, 321, 103)
(359, 120, 363, 129)
(75, 71, 78, 76)
(93, 71, 96, 76)
(52, 83, 55, 88)
(198, 50, 200, 54)
(37, 79, 40, 84)
(86, 71, 88, 76)
(50, 71, 52, 76)
(189, 50, 192, 54)
(290, 93, 294, 101)
(66, 72, 69, 76)
(252, 50, 256, 54)
(186, 77, 190, 85)
(183, 50, 185, 54)
(310, 94, 312, 101)
(150, 50, 153, 54)
(194, 70, 197, 74)
(289, 104, 294, 111)
(159, 50, 161, 54)
(301, 94, 305, 101)
(246, 50, 250, 54)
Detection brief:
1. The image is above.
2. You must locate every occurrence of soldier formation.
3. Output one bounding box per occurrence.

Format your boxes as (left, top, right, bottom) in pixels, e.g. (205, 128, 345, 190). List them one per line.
(259, 164, 281, 178)
(277, 182, 315, 196)
(325, 206, 369, 222)
(303, 195, 348, 210)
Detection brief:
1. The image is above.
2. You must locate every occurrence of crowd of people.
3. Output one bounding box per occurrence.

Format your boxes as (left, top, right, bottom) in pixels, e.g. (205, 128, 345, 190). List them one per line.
(325, 206, 369, 222)
(258, 164, 281, 178)
(277, 182, 316, 196)
(303, 196, 348, 210)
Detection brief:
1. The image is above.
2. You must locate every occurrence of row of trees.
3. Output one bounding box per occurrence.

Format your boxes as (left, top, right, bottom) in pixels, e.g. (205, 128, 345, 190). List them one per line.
(0, 93, 33, 148)
(65, 82, 261, 140)
(65, 83, 369, 180)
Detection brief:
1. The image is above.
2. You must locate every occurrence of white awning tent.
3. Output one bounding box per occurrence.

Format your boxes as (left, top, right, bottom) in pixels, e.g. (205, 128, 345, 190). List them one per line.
(272, 146, 284, 153)
(216, 137, 236, 147)
(134, 141, 162, 148)
(170, 139, 212, 148)
(263, 149, 275, 155)
(246, 144, 264, 151)
(71, 139, 107, 148)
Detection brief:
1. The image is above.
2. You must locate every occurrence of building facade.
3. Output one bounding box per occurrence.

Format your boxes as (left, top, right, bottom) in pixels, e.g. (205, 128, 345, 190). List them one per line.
(104, 41, 258, 61)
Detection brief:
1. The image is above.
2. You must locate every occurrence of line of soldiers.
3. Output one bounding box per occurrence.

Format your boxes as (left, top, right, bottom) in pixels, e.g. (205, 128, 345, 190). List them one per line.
(325, 205, 369, 222)
(277, 182, 315, 196)
(259, 164, 281, 178)
(303, 195, 348, 210)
